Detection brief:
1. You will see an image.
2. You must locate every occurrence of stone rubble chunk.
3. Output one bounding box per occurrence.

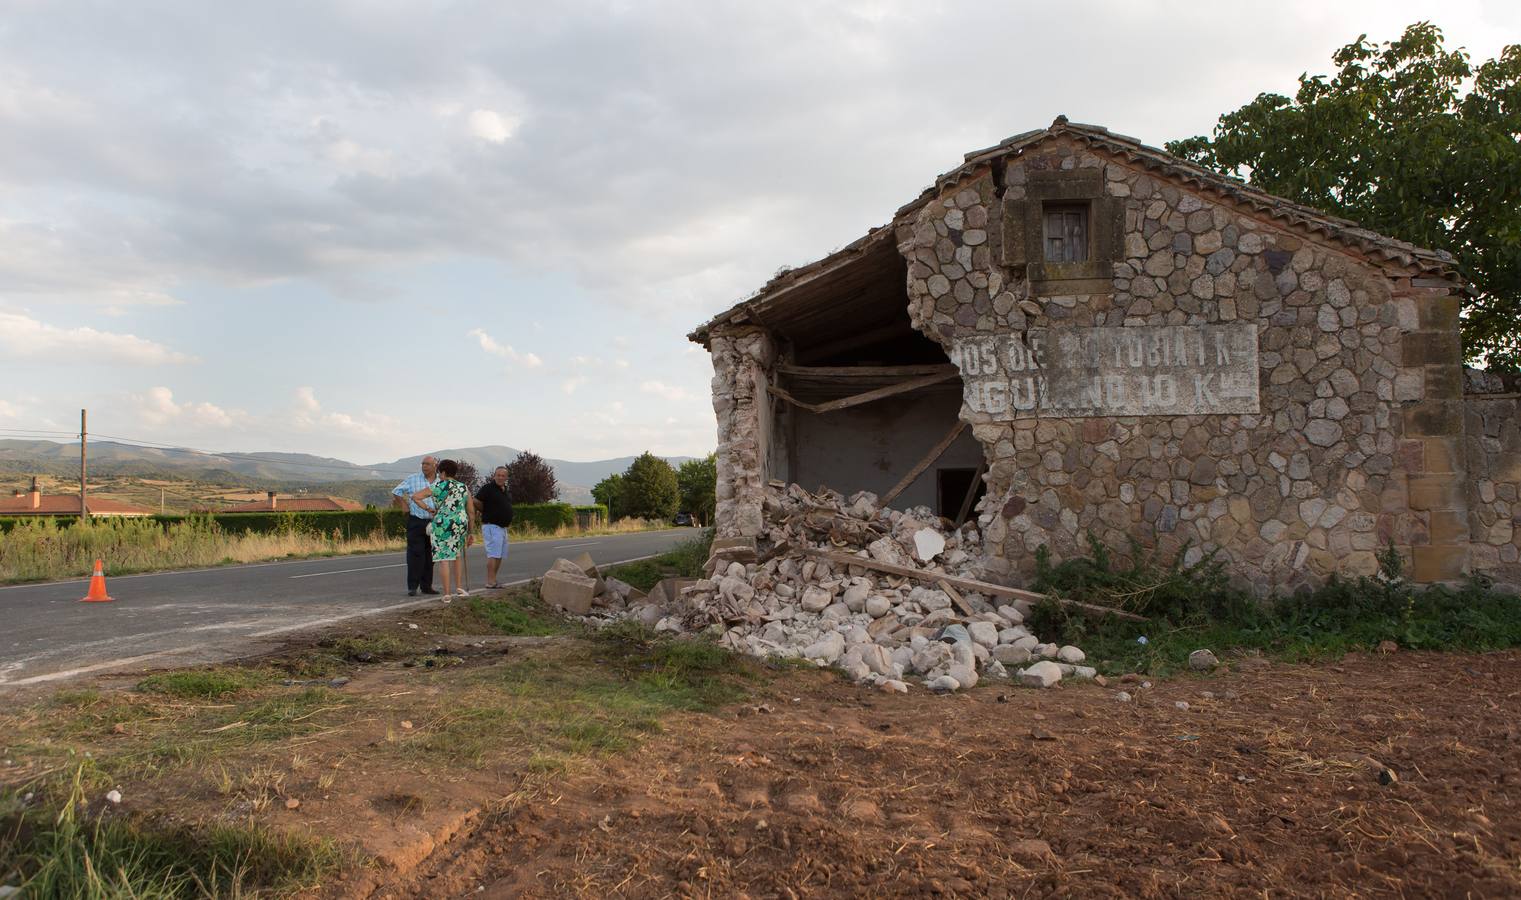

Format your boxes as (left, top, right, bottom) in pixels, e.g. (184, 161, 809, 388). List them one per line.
(913, 528, 947, 562)
(1018, 660, 1063, 689)
(1189, 649, 1220, 671)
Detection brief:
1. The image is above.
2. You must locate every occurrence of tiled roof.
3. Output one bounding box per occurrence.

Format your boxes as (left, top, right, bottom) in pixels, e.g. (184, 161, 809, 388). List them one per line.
(0, 494, 154, 515)
(215, 496, 365, 513)
(690, 118, 1463, 343)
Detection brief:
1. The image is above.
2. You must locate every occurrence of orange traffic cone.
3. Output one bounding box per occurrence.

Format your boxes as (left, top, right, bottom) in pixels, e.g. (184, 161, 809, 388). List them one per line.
(81, 559, 113, 602)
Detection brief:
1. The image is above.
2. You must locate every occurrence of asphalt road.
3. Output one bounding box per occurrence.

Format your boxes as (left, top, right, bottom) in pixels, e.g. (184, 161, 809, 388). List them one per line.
(0, 529, 696, 689)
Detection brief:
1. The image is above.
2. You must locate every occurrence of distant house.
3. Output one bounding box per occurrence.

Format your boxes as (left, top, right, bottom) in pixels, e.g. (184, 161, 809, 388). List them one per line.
(0, 477, 153, 517)
(209, 491, 364, 513)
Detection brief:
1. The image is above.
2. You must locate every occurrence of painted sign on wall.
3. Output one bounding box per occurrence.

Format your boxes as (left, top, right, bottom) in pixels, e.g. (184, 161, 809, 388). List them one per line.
(952, 324, 1260, 418)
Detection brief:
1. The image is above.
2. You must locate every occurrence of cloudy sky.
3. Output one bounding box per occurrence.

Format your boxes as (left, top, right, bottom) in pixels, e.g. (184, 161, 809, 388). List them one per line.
(2, 1, 1516, 464)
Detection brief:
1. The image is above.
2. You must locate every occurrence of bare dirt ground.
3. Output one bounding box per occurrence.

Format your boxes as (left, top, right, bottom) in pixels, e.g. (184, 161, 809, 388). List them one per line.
(7, 600, 1519, 899)
(356, 649, 1521, 899)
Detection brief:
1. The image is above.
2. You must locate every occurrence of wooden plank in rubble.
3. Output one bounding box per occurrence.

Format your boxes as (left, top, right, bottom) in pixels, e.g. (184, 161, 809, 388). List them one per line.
(799, 547, 1147, 622)
(879, 420, 967, 507)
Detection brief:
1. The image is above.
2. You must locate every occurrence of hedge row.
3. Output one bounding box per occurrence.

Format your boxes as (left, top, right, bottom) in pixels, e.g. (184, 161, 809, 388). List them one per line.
(0, 503, 609, 536)
(0, 510, 406, 538)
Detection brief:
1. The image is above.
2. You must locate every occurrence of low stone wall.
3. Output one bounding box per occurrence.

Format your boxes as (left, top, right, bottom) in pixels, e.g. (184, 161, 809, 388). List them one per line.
(1465, 369, 1521, 587)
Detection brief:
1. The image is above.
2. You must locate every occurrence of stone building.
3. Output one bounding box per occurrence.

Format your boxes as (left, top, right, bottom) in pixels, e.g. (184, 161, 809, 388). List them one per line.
(691, 118, 1521, 593)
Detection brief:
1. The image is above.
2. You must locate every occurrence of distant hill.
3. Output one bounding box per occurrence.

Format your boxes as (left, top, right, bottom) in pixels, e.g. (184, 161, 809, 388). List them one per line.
(0, 440, 702, 505)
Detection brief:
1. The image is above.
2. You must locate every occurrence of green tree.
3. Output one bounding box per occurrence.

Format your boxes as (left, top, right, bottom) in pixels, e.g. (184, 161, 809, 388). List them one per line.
(620, 452, 679, 521)
(676, 453, 717, 526)
(591, 472, 625, 520)
(1168, 23, 1521, 369)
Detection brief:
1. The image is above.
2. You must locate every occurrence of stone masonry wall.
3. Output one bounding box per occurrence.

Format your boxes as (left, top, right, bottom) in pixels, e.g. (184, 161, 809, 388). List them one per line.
(898, 137, 1468, 592)
(1465, 369, 1521, 587)
(710, 326, 775, 539)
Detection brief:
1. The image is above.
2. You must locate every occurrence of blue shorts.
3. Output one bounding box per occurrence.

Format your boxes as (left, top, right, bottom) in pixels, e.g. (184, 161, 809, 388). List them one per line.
(482, 524, 508, 560)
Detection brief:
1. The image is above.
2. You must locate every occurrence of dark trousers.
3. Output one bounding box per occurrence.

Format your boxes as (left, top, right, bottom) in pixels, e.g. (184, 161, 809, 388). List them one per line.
(405, 515, 434, 591)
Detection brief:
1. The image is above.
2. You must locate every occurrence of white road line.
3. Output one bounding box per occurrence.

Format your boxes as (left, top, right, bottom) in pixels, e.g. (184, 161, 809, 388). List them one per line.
(552, 541, 603, 549)
(0, 552, 407, 590)
(0, 551, 669, 688)
(290, 563, 407, 579)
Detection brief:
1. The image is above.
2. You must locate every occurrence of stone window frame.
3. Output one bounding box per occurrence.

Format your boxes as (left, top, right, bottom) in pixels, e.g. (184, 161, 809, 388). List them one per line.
(1002, 169, 1123, 296)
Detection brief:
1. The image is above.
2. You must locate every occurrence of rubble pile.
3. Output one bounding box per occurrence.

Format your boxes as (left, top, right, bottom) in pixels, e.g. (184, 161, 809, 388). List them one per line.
(562, 482, 1094, 693)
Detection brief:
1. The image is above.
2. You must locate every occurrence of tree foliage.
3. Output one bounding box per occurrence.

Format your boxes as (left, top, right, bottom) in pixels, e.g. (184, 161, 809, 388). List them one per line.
(676, 454, 717, 526)
(505, 451, 558, 504)
(591, 473, 624, 520)
(619, 452, 679, 521)
(453, 460, 482, 493)
(1167, 22, 1521, 369)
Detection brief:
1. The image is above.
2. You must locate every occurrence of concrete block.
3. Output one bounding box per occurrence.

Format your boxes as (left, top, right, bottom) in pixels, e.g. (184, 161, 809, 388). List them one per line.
(1402, 401, 1463, 438)
(541, 570, 597, 614)
(1427, 509, 1470, 544)
(1416, 295, 1461, 331)
(1401, 331, 1462, 367)
(1421, 438, 1462, 474)
(1407, 475, 1464, 511)
(707, 536, 758, 572)
(647, 577, 698, 607)
(1411, 544, 1469, 583)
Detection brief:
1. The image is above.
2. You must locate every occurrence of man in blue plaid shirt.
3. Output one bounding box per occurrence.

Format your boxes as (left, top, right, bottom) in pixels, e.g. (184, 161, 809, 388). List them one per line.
(392, 455, 440, 595)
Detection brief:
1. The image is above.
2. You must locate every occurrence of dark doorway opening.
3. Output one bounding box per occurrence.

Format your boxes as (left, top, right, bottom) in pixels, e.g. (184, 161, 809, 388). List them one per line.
(937, 467, 986, 522)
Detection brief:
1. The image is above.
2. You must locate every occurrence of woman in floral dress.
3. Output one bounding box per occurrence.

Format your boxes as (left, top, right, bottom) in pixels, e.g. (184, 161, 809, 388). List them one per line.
(412, 458, 472, 598)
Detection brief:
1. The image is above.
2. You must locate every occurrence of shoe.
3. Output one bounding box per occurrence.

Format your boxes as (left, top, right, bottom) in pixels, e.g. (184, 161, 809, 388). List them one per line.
(408, 589, 418, 597)
(455, 589, 470, 598)
(485, 582, 502, 590)
(421, 588, 441, 595)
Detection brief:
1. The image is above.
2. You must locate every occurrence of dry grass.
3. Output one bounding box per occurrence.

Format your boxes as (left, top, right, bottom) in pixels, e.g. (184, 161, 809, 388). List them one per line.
(510, 517, 676, 541)
(0, 516, 401, 583)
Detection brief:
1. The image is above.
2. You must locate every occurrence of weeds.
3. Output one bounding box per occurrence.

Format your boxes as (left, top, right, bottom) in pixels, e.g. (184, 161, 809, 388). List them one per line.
(0, 767, 342, 897)
(603, 529, 713, 591)
(137, 669, 264, 700)
(1029, 534, 1521, 674)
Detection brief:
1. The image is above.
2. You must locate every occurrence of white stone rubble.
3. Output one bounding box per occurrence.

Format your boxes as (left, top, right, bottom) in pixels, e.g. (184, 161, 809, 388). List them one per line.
(579, 482, 1083, 693)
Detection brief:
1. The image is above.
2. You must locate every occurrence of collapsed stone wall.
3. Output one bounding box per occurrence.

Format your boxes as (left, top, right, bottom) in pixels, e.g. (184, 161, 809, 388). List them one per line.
(898, 138, 1470, 592)
(1465, 368, 1521, 586)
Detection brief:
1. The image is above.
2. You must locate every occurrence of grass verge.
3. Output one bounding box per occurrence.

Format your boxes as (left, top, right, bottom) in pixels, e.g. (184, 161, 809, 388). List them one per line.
(602, 529, 713, 591)
(1, 768, 341, 897)
(1027, 536, 1521, 675)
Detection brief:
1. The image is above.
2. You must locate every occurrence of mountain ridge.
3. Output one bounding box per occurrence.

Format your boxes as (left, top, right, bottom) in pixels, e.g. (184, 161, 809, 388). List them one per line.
(0, 440, 703, 500)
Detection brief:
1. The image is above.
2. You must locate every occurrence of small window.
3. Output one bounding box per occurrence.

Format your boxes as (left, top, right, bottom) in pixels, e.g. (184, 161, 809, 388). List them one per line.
(1043, 204, 1089, 262)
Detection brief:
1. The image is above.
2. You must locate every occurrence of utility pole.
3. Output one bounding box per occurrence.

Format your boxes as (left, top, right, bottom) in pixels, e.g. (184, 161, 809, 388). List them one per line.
(80, 408, 88, 522)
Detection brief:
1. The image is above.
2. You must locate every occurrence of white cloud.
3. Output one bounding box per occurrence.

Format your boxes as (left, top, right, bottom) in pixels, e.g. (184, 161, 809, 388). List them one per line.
(561, 376, 588, 395)
(0, 310, 195, 365)
(640, 380, 693, 402)
(291, 386, 399, 439)
(467, 108, 518, 143)
(129, 387, 236, 428)
(468, 327, 542, 367)
(294, 385, 322, 414)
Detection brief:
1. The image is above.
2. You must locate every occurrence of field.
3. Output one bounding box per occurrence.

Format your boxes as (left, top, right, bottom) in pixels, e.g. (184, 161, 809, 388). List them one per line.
(3, 537, 1519, 897)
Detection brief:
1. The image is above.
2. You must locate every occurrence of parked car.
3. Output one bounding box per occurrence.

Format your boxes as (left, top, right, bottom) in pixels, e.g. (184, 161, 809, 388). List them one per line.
(674, 512, 694, 526)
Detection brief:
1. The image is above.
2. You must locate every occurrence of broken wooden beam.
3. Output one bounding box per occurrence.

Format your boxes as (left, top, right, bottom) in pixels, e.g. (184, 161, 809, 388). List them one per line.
(953, 459, 987, 528)
(775, 363, 958, 378)
(936, 579, 976, 617)
(879, 420, 967, 507)
(767, 369, 960, 415)
(800, 548, 1147, 622)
